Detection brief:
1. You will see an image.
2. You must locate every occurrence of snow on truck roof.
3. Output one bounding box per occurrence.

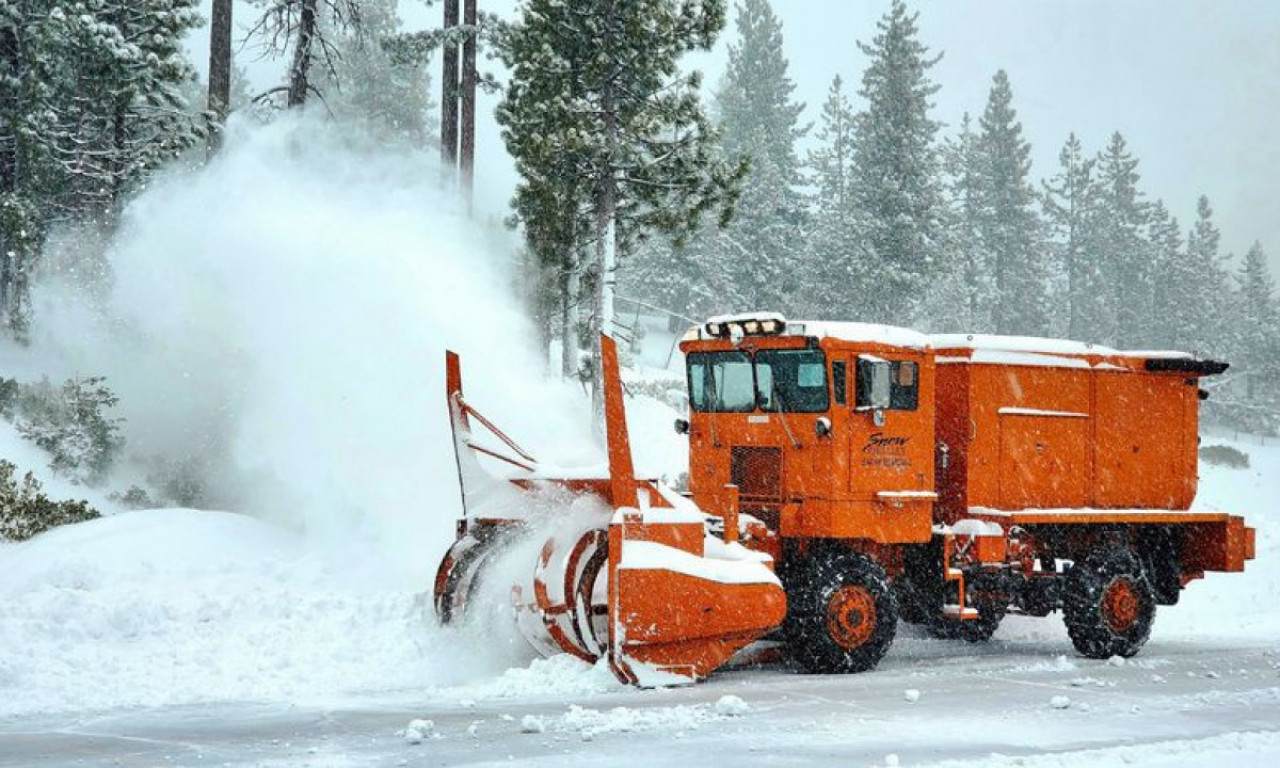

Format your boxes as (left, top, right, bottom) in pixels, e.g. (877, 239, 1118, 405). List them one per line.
(930, 334, 1194, 360)
(686, 314, 1202, 367)
(797, 321, 932, 349)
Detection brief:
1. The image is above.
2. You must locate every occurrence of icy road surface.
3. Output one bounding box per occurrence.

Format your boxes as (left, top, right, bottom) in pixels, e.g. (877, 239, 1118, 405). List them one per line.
(2, 632, 1279, 767)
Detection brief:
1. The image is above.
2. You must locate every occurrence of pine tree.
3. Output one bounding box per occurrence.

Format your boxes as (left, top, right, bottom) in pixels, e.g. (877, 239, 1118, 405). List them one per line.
(1235, 241, 1278, 393)
(249, 0, 362, 109)
(848, 0, 945, 323)
(1, 0, 201, 342)
(313, 0, 437, 146)
(498, 0, 740, 409)
(1042, 133, 1102, 340)
(711, 0, 806, 311)
(1183, 195, 1229, 354)
(975, 70, 1046, 335)
(930, 113, 992, 332)
(1215, 241, 1280, 433)
(803, 74, 863, 318)
(1146, 200, 1190, 349)
(1093, 132, 1151, 345)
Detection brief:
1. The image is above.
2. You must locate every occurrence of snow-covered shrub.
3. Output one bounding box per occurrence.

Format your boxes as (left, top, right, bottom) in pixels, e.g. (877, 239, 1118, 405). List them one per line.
(1199, 444, 1250, 470)
(6, 376, 124, 486)
(143, 455, 207, 507)
(109, 485, 160, 510)
(0, 460, 100, 542)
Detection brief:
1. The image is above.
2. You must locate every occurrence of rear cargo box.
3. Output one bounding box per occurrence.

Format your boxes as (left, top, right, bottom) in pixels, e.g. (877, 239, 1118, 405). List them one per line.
(932, 337, 1203, 524)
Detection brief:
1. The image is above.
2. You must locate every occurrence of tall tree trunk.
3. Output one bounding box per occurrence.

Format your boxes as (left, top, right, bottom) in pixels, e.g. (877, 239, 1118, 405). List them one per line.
(440, 0, 460, 170)
(590, 33, 619, 420)
(287, 0, 317, 107)
(207, 0, 232, 153)
(560, 263, 575, 379)
(460, 0, 477, 212)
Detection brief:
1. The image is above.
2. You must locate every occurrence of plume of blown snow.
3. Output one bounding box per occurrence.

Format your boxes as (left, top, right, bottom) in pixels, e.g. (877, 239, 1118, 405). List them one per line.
(14, 115, 597, 585)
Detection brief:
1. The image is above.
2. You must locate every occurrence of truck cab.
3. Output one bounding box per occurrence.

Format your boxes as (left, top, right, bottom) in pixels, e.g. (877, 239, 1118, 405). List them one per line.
(679, 313, 937, 545)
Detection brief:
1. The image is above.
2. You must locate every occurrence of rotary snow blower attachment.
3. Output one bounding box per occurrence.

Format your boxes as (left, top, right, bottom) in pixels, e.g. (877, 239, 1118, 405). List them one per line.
(434, 335, 786, 687)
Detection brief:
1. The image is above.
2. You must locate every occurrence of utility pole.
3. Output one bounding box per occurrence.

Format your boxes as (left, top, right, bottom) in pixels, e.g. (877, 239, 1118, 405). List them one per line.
(441, 0, 460, 171)
(460, 0, 477, 213)
(207, 0, 233, 154)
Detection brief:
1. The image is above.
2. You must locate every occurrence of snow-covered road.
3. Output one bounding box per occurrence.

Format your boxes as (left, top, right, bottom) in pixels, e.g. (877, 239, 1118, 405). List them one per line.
(1, 425, 1275, 767)
(3, 627, 1278, 767)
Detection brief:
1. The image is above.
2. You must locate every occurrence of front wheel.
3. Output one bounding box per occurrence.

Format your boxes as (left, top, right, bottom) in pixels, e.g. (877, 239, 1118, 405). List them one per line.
(786, 550, 898, 674)
(1063, 547, 1156, 659)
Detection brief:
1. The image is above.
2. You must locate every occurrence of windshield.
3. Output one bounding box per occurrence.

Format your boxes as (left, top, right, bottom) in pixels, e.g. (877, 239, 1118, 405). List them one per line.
(687, 349, 828, 413)
(756, 349, 829, 412)
(688, 351, 755, 412)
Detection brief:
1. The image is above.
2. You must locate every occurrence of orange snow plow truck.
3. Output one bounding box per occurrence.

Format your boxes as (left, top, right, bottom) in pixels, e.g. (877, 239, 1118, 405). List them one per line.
(435, 314, 1255, 687)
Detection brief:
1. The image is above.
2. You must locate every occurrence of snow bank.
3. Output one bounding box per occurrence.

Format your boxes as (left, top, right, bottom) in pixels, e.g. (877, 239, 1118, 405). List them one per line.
(435, 654, 624, 702)
(0, 509, 517, 716)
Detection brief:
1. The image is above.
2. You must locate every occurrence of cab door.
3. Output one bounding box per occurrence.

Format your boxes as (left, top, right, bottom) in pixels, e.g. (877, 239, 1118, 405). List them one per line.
(847, 354, 933, 496)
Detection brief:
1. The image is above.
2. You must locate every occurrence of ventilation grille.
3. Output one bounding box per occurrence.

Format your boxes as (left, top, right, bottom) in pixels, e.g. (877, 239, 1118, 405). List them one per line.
(730, 446, 783, 500)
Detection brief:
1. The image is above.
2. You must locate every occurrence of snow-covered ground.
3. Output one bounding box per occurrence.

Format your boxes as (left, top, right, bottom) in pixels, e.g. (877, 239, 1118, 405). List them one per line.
(0, 425, 1276, 767)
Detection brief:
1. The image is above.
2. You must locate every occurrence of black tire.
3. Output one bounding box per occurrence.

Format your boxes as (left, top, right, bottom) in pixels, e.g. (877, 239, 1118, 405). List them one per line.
(1063, 546, 1156, 659)
(928, 572, 1007, 643)
(786, 550, 898, 674)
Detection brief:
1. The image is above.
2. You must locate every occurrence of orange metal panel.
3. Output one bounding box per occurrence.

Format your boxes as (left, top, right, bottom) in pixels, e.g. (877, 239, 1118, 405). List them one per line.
(1093, 372, 1193, 509)
(785, 498, 932, 543)
(998, 413, 1091, 509)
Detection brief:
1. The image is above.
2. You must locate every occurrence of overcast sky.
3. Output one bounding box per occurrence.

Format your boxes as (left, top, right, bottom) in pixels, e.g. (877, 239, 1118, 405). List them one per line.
(191, 1, 1280, 274)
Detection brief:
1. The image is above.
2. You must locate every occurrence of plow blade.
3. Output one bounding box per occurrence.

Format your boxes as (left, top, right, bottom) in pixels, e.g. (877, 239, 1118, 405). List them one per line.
(435, 335, 786, 686)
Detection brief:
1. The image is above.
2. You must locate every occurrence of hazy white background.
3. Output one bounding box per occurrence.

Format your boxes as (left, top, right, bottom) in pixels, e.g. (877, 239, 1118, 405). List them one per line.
(186, 0, 1280, 273)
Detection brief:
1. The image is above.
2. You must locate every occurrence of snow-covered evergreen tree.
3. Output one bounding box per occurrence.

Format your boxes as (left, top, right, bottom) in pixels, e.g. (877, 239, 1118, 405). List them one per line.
(499, 0, 739, 407)
(1181, 195, 1230, 355)
(313, 0, 437, 146)
(1146, 200, 1191, 349)
(1, 0, 201, 342)
(1092, 132, 1151, 345)
(848, 0, 945, 324)
(803, 74, 863, 319)
(975, 70, 1046, 335)
(710, 0, 806, 311)
(1228, 241, 1280, 417)
(249, 0, 362, 109)
(927, 113, 992, 332)
(1042, 133, 1103, 340)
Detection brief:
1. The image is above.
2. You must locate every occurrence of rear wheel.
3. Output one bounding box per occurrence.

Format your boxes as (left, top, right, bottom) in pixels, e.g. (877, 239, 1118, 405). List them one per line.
(786, 550, 898, 674)
(1063, 547, 1156, 659)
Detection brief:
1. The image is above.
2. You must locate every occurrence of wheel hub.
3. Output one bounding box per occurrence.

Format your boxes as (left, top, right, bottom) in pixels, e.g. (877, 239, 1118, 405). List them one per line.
(827, 585, 877, 650)
(1101, 578, 1140, 633)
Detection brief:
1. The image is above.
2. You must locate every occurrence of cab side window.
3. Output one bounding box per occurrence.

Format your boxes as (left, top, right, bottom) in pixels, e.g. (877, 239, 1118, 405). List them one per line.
(890, 362, 918, 410)
(855, 359, 918, 411)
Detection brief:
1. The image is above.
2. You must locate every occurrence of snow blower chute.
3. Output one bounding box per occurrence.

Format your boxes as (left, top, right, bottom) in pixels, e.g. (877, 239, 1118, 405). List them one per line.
(433, 335, 786, 686)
